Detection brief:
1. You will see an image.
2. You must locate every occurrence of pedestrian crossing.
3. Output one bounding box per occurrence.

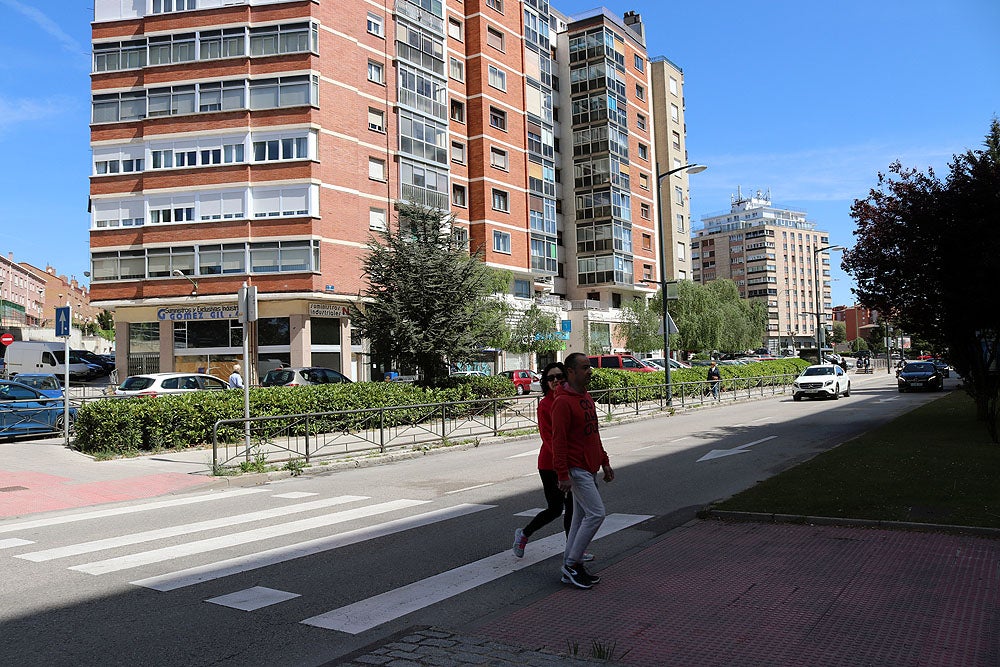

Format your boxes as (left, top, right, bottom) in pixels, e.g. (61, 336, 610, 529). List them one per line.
(1, 489, 651, 636)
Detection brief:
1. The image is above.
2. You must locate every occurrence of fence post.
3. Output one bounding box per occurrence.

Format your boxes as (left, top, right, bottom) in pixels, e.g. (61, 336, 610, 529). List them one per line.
(379, 406, 385, 453)
(304, 414, 310, 462)
(442, 402, 447, 443)
(493, 397, 499, 436)
(212, 422, 219, 472)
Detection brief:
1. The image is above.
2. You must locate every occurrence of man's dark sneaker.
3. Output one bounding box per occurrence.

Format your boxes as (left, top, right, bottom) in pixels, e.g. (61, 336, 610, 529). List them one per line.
(576, 562, 600, 585)
(560, 563, 592, 589)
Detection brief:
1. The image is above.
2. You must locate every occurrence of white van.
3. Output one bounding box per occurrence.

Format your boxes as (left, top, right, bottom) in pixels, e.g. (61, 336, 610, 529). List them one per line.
(4, 341, 98, 380)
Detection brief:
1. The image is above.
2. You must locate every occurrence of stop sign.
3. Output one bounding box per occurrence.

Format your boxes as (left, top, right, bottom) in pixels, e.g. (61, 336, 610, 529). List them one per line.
(0, 333, 14, 346)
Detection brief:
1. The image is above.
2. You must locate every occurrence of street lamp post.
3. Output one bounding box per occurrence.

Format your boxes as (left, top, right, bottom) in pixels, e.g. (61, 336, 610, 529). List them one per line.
(653, 162, 707, 404)
(812, 244, 843, 362)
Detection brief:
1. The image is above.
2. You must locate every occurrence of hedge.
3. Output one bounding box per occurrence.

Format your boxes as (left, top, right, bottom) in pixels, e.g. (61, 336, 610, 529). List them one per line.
(72, 376, 516, 456)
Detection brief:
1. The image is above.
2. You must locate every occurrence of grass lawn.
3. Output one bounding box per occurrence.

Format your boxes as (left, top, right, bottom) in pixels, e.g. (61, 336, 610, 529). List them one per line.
(711, 390, 1000, 529)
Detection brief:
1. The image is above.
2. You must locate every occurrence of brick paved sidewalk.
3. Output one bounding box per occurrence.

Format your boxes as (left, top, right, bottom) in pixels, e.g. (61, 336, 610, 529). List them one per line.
(471, 520, 1000, 667)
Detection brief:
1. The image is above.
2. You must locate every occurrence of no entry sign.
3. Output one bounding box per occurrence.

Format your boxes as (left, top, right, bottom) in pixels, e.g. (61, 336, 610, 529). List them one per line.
(0, 333, 14, 346)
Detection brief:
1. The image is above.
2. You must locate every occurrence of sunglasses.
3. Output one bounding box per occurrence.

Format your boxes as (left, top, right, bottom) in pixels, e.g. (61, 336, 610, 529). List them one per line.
(545, 373, 564, 382)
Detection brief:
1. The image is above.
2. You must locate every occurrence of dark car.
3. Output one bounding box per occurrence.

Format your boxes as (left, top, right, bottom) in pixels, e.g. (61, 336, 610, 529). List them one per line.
(0, 379, 74, 437)
(260, 367, 352, 386)
(73, 349, 114, 376)
(931, 359, 951, 378)
(897, 361, 944, 392)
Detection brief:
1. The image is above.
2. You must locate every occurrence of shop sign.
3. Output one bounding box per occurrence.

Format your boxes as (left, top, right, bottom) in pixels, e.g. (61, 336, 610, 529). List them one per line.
(157, 305, 239, 321)
(309, 303, 351, 318)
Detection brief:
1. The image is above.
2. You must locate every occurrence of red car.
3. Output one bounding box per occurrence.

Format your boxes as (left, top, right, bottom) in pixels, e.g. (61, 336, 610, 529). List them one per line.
(499, 369, 534, 394)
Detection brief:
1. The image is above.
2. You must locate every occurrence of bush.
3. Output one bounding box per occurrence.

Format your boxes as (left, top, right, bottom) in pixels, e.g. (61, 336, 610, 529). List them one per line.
(72, 377, 516, 456)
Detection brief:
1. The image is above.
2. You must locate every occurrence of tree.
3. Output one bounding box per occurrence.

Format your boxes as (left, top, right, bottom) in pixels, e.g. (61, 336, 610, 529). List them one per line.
(501, 304, 563, 355)
(843, 119, 1000, 441)
(349, 204, 509, 386)
(615, 294, 662, 354)
(670, 279, 767, 355)
(850, 337, 870, 353)
(830, 321, 847, 346)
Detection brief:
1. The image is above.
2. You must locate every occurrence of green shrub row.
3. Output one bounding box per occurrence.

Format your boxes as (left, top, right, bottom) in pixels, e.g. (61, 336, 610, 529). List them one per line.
(587, 359, 810, 404)
(73, 376, 516, 456)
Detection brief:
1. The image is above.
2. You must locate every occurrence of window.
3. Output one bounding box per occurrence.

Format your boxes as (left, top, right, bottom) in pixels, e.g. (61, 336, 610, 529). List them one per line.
(485, 0, 503, 12)
(251, 134, 309, 162)
(488, 65, 506, 91)
(674, 186, 684, 205)
(636, 113, 646, 131)
(486, 26, 504, 51)
(640, 203, 650, 219)
(642, 233, 652, 250)
(249, 23, 315, 56)
(634, 54, 644, 72)
(451, 141, 465, 164)
(450, 99, 465, 123)
(489, 106, 507, 131)
(677, 242, 687, 261)
(635, 83, 645, 101)
(367, 12, 384, 37)
(368, 157, 386, 181)
(670, 103, 679, 122)
(152, 0, 195, 15)
(452, 183, 467, 207)
(252, 186, 312, 218)
(638, 143, 648, 160)
(493, 230, 511, 253)
(199, 28, 245, 60)
(489, 146, 508, 170)
(248, 75, 316, 109)
(448, 18, 463, 41)
(369, 207, 386, 231)
(672, 130, 681, 150)
(368, 108, 385, 132)
(639, 173, 649, 190)
(513, 279, 531, 298)
(449, 57, 464, 81)
(367, 60, 384, 84)
(492, 189, 509, 212)
(669, 76, 678, 95)
(676, 214, 685, 232)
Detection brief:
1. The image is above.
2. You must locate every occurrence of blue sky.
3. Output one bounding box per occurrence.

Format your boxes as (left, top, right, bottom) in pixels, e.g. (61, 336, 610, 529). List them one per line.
(1, 0, 998, 306)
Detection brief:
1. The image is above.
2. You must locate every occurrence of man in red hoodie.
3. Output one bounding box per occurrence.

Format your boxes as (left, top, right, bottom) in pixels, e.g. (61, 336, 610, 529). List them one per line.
(551, 352, 614, 589)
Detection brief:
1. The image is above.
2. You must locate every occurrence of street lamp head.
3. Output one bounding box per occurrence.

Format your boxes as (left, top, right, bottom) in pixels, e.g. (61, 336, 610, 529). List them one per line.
(660, 163, 708, 179)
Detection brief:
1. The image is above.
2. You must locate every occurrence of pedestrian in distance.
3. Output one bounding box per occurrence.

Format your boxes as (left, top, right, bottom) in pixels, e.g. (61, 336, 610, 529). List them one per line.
(512, 363, 596, 563)
(228, 364, 245, 389)
(707, 360, 721, 400)
(551, 352, 614, 589)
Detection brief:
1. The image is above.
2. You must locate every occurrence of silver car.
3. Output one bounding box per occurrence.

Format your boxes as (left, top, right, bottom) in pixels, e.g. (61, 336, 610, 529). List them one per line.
(115, 372, 229, 397)
(260, 367, 352, 386)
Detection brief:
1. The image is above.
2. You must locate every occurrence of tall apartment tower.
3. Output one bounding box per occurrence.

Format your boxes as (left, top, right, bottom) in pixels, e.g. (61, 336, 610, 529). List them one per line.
(649, 55, 692, 281)
(692, 189, 834, 353)
(88, 1, 659, 376)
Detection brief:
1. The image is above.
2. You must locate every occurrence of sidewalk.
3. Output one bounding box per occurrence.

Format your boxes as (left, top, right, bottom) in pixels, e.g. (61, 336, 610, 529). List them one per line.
(339, 520, 1000, 666)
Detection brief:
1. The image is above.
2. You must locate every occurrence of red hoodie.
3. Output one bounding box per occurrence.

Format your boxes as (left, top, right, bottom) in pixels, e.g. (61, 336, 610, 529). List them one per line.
(550, 383, 609, 481)
(536, 390, 556, 470)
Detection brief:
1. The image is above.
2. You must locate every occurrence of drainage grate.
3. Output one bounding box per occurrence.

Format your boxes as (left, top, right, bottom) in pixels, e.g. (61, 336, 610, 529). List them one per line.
(0, 486, 28, 492)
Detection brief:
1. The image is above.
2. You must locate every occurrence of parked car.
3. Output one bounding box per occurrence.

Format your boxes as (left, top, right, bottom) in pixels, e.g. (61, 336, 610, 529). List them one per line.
(9, 373, 64, 398)
(73, 349, 114, 376)
(449, 370, 490, 378)
(792, 364, 851, 401)
(260, 367, 352, 387)
(115, 372, 230, 397)
(4, 341, 102, 380)
(498, 370, 534, 395)
(897, 361, 945, 392)
(587, 354, 657, 372)
(529, 371, 543, 394)
(0, 379, 74, 436)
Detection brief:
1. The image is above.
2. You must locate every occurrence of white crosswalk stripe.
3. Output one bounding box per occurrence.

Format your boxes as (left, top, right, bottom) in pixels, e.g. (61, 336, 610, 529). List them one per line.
(16, 495, 369, 562)
(132, 503, 494, 592)
(301, 513, 652, 634)
(70, 498, 429, 575)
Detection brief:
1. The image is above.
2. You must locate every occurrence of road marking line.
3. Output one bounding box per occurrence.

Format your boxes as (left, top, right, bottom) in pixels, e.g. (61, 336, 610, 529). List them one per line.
(17, 495, 369, 562)
(445, 483, 493, 495)
(670, 436, 692, 443)
(751, 416, 772, 422)
(206, 586, 299, 611)
(635, 435, 692, 451)
(0, 488, 268, 535)
(506, 449, 538, 459)
(71, 499, 429, 576)
(273, 492, 319, 499)
(0, 538, 33, 549)
(301, 513, 652, 634)
(132, 504, 493, 592)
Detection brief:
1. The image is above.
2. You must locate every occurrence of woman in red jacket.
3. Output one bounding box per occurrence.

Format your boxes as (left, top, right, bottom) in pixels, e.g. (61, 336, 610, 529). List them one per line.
(512, 361, 585, 558)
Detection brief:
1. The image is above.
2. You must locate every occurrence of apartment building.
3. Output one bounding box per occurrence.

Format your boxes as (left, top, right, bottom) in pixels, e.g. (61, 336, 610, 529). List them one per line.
(0, 253, 46, 329)
(832, 304, 879, 344)
(692, 188, 834, 353)
(88, 1, 660, 378)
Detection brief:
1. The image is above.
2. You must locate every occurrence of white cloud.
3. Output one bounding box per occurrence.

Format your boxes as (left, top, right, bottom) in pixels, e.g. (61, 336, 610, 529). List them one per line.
(0, 0, 86, 57)
(0, 96, 71, 132)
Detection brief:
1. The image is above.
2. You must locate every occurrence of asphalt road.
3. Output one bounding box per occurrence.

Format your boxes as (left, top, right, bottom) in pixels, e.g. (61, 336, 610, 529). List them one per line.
(0, 373, 946, 667)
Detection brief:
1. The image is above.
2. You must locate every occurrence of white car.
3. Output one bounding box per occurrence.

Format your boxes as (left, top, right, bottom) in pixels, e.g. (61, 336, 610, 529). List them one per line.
(115, 372, 230, 397)
(792, 364, 851, 401)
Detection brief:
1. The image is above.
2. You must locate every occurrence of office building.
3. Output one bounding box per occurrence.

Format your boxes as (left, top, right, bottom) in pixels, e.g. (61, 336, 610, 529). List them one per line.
(692, 189, 834, 352)
(88, 1, 662, 377)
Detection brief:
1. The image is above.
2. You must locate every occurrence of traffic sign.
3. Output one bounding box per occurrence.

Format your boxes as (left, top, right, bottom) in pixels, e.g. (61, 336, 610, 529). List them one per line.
(55, 306, 71, 337)
(0, 333, 14, 346)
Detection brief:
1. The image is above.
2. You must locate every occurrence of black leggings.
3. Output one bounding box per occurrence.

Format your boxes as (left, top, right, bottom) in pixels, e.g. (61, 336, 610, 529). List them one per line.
(522, 469, 573, 537)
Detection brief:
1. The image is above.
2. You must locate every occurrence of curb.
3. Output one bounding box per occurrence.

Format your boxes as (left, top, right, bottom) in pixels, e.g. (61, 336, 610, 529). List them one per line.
(701, 509, 1000, 539)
